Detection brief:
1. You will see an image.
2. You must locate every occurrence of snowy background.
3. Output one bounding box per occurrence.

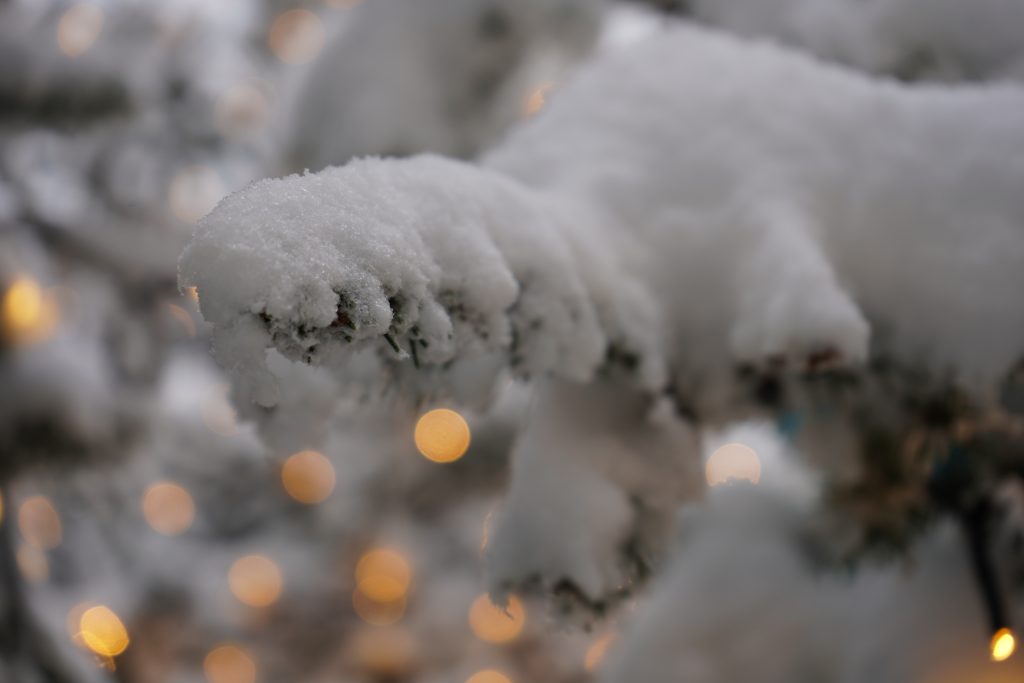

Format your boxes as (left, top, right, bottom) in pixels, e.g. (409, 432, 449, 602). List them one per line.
(2, 1, 1024, 682)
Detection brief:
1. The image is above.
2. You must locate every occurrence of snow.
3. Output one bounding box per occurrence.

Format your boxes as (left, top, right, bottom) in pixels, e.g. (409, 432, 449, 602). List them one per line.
(285, 0, 607, 170)
(689, 0, 1024, 81)
(600, 488, 1024, 682)
(183, 22, 1024, 407)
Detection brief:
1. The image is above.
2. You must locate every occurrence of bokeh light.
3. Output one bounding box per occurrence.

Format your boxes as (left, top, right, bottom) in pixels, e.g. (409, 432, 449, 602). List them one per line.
(350, 627, 416, 677)
(16, 544, 49, 583)
(468, 594, 525, 644)
(268, 9, 326, 65)
(215, 83, 271, 137)
(18, 496, 62, 549)
(414, 409, 471, 463)
(352, 588, 407, 626)
(356, 548, 412, 600)
(353, 547, 411, 625)
(280, 450, 336, 504)
(229, 555, 283, 608)
(991, 627, 1016, 662)
(2, 277, 59, 345)
(705, 442, 761, 486)
(141, 481, 195, 536)
(204, 644, 257, 683)
(169, 164, 225, 224)
(584, 632, 615, 671)
(523, 83, 555, 118)
(78, 605, 130, 657)
(467, 670, 512, 683)
(56, 3, 104, 58)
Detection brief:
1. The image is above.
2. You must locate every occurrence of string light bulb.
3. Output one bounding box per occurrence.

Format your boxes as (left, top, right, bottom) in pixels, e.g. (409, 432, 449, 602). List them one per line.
(991, 627, 1016, 662)
(414, 409, 471, 463)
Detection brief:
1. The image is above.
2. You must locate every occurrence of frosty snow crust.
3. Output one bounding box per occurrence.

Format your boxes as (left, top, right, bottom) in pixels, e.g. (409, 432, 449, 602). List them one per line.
(182, 24, 1024, 409)
(181, 154, 665, 406)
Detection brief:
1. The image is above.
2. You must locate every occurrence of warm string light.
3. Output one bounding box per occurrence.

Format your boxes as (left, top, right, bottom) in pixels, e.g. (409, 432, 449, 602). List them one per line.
(229, 555, 283, 608)
(215, 83, 270, 137)
(16, 544, 49, 583)
(168, 165, 225, 224)
(991, 627, 1016, 662)
(523, 83, 555, 118)
(280, 450, 336, 504)
(268, 9, 326, 65)
(584, 632, 616, 671)
(350, 627, 416, 676)
(353, 547, 412, 625)
(2, 277, 60, 345)
(75, 605, 130, 658)
(414, 409, 471, 463)
(56, 3, 104, 58)
(141, 482, 195, 536)
(705, 442, 761, 486)
(468, 594, 525, 644)
(467, 670, 512, 683)
(18, 496, 62, 550)
(204, 644, 257, 683)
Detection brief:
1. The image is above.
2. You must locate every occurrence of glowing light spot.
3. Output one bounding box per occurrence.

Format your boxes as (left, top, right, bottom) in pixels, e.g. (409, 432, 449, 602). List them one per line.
(57, 3, 103, 58)
(269, 9, 325, 65)
(2, 277, 59, 345)
(78, 605, 129, 657)
(352, 587, 407, 626)
(201, 384, 239, 437)
(352, 547, 411, 624)
(215, 84, 270, 137)
(991, 627, 1016, 662)
(166, 303, 197, 338)
(522, 83, 554, 118)
(204, 644, 257, 683)
(141, 482, 195, 536)
(185, 286, 199, 304)
(280, 450, 336, 504)
(355, 548, 411, 600)
(414, 409, 471, 463)
(350, 627, 415, 677)
(67, 602, 97, 638)
(229, 555, 283, 608)
(16, 544, 49, 583)
(584, 632, 615, 671)
(168, 165, 225, 224)
(18, 496, 62, 550)
(467, 670, 512, 683)
(705, 442, 761, 486)
(468, 594, 525, 644)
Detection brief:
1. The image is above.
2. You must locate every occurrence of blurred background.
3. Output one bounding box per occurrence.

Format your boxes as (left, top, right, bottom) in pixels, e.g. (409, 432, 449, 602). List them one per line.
(1, 1, 1023, 682)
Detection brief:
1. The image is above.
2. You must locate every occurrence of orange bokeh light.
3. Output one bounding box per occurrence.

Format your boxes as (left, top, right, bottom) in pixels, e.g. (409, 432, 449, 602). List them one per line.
(414, 409, 471, 463)
(468, 594, 525, 644)
(281, 450, 336, 504)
